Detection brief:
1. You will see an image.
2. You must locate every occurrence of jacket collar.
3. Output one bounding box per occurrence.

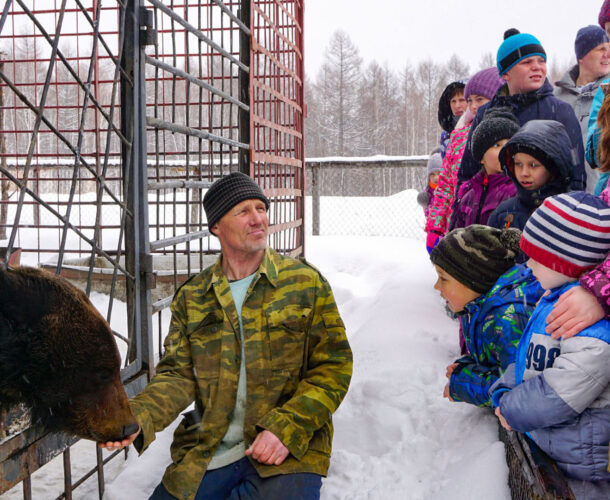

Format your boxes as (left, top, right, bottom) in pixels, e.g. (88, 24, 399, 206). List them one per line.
(203, 246, 279, 293)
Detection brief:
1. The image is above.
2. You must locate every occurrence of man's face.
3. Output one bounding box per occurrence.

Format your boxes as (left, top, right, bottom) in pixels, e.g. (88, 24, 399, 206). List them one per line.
(579, 42, 610, 79)
(212, 199, 268, 256)
(502, 56, 547, 94)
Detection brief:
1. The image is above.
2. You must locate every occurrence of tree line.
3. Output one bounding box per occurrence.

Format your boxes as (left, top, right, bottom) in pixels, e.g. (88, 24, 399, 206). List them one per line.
(305, 30, 571, 159)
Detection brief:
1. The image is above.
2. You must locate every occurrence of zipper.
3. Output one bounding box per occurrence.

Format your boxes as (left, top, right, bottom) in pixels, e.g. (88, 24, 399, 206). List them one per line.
(475, 173, 489, 224)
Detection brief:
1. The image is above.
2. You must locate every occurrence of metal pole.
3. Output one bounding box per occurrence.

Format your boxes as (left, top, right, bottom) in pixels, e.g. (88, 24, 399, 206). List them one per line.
(312, 164, 320, 236)
(238, 0, 251, 175)
(121, 0, 153, 375)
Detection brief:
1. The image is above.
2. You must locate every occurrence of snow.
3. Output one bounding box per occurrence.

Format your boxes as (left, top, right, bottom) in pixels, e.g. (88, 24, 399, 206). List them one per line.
(62, 236, 510, 499)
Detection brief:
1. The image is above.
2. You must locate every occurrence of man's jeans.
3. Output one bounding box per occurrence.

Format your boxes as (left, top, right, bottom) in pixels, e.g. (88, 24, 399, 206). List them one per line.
(149, 457, 322, 500)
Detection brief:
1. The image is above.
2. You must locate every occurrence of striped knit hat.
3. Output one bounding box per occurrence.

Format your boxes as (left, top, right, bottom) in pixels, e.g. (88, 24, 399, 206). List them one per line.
(497, 31, 546, 76)
(203, 171, 269, 234)
(521, 192, 610, 278)
(430, 224, 522, 294)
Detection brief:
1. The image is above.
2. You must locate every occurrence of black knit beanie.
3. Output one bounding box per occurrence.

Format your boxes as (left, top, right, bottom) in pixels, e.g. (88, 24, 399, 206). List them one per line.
(203, 172, 269, 233)
(430, 225, 522, 294)
(470, 107, 520, 163)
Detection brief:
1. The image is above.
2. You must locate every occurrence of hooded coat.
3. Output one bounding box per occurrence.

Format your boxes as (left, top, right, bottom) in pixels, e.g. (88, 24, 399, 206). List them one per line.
(554, 65, 608, 191)
(449, 264, 544, 407)
(457, 80, 585, 191)
(451, 170, 516, 229)
(487, 120, 573, 231)
(438, 81, 466, 158)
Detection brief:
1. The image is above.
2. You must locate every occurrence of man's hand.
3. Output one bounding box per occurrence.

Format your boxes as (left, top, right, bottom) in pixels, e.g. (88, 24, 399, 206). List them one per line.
(545, 286, 604, 339)
(97, 426, 141, 451)
(245, 430, 289, 465)
(494, 407, 512, 431)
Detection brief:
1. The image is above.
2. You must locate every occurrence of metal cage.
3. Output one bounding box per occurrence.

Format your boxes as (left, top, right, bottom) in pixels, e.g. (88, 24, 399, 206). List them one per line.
(0, 0, 304, 497)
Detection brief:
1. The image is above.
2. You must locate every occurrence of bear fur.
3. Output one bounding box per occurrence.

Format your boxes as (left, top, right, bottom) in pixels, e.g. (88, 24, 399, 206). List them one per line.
(0, 266, 138, 442)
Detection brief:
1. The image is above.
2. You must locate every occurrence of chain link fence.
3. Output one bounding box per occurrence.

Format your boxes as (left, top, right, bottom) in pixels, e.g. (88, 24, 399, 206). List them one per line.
(305, 156, 429, 240)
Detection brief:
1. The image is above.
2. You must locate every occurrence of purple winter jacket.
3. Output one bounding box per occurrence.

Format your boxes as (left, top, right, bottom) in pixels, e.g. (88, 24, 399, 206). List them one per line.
(452, 170, 517, 229)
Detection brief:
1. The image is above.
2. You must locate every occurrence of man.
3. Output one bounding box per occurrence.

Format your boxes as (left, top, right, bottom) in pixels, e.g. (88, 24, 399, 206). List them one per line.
(457, 30, 586, 193)
(100, 172, 353, 500)
(555, 25, 610, 192)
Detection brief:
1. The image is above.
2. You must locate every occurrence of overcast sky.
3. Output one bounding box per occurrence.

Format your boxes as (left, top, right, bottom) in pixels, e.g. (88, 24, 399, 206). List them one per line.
(304, 0, 606, 78)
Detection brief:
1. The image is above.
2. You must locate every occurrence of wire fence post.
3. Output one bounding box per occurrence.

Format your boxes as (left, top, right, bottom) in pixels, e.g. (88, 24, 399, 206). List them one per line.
(311, 163, 320, 236)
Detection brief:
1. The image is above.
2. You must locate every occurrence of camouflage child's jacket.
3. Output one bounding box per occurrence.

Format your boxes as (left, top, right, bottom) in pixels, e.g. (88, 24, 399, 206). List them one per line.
(130, 247, 353, 500)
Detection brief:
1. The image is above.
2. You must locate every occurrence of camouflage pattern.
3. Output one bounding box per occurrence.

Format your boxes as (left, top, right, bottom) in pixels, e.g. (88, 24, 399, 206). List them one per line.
(130, 247, 353, 500)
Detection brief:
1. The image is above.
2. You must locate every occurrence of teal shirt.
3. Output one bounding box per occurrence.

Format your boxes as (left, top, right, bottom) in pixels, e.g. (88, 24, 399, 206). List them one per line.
(207, 272, 256, 470)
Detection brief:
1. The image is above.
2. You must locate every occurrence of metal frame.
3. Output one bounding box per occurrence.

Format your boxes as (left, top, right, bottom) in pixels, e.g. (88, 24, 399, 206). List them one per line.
(0, 0, 305, 497)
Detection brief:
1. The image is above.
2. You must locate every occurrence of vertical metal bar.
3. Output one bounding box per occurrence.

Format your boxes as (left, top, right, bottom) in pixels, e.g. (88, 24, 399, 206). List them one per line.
(22, 473, 31, 500)
(63, 448, 72, 500)
(238, 0, 250, 174)
(122, 0, 153, 375)
(96, 446, 105, 499)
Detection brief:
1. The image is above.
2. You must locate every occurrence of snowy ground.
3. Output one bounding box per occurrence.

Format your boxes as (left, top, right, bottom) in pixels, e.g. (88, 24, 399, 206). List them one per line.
(7, 235, 508, 500)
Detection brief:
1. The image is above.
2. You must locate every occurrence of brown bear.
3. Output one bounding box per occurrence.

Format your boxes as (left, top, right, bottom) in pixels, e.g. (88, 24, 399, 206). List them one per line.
(0, 266, 139, 442)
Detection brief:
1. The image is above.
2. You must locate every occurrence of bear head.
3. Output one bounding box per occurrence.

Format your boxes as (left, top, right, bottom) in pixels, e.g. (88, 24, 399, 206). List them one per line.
(0, 266, 139, 442)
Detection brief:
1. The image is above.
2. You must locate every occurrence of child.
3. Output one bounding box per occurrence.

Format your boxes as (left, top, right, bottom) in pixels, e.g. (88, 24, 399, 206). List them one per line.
(451, 107, 519, 229)
(437, 81, 466, 159)
(417, 150, 442, 217)
(430, 225, 544, 407)
(490, 192, 610, 499)
(488, 120, 573, 230)
(426, 67, 505, 253)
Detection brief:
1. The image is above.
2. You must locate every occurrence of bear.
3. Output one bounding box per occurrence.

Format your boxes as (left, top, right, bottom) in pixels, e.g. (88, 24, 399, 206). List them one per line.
(0, 265, 139, 443)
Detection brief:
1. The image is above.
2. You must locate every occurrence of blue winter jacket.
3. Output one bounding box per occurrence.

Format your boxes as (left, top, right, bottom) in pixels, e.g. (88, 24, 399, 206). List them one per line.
(490, 282, 610, 482)
(487, 120, 572, 231)
(449, 264, 544, 407)
(458, 80, 585, 191)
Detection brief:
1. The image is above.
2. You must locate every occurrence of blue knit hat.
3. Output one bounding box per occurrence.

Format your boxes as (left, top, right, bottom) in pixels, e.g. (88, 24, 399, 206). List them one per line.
(521, 192, 610, 278)
(497, 30, 546, 76)
(575, 25, 609, 60)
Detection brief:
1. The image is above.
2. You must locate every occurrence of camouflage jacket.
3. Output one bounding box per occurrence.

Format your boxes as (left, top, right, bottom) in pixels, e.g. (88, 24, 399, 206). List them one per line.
(130, 247, 353, 500)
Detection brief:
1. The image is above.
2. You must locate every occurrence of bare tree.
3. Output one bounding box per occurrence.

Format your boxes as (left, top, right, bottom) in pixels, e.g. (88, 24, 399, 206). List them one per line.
(445, 54, 470, 82)
(478, 52, 495, 71)
(314, 30, 362, 156)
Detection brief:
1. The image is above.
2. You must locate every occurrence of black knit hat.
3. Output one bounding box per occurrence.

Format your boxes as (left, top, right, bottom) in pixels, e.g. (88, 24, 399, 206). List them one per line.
(203, 172, 269, 233)
(470, 107, 520, 163)
(430, 225, 522, 294)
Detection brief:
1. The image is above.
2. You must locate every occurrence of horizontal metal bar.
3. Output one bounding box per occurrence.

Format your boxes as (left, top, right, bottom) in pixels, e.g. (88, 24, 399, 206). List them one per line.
(148, 179, 213, 190)
(251, 151, 302, 168)
(268, 218, 302, 234)
(146, 0, 249, 72)
(146, 116, 249, 150)
(145, 55, 248, 111)
(252, 114, 302, 139)
(152, 295, 173, 313)
(252, 79, 302, 113)
(150, 229, 211, 251)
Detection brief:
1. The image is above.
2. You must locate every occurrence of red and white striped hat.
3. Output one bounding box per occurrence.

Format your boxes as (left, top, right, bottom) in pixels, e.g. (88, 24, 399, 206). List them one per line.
(520, 191, 610, 278)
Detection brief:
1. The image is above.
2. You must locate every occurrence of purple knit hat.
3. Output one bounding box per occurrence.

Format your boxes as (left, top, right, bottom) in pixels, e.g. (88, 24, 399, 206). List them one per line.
(599, 0, 610, 28)
(464, 67, 504, 100)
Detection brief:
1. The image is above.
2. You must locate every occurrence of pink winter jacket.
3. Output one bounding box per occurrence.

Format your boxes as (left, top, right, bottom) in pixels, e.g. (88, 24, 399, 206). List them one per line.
(580, 180, 610, 315)
(425, 124, 471, 236)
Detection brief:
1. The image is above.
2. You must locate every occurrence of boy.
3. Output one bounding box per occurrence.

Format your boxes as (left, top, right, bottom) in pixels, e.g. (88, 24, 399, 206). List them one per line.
(417, 150, 442, 218)
(488, 120, 573, 231)
(451, 107, 518, 229)
(491, 192, 610, 499)
(458, 30, 585, 191)
(430, 225, 544, 407)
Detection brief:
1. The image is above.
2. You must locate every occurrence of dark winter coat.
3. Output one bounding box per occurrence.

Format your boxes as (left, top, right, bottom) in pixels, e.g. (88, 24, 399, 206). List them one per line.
(438, 81, 466, 158)
(458, 80, 585, 191)
(490, 282, 610, 482)
(451, 170, 516, 229)
(487, 120, 573, 231)
(449, 264, 544, 407)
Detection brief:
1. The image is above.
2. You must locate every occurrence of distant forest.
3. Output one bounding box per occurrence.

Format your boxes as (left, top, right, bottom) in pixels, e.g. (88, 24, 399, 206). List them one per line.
(304, 30, 572, 158)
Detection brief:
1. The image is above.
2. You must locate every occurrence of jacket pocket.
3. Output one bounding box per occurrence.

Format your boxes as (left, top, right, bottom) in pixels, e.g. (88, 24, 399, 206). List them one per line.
(266, 305, 311, 369)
